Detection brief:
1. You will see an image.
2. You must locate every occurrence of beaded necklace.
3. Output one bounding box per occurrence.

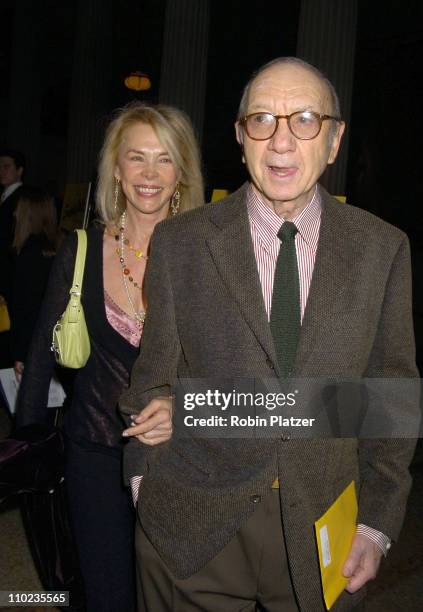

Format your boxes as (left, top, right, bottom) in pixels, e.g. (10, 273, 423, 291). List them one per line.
(114, 236, 148, 260)
(117, 212, 146, 328)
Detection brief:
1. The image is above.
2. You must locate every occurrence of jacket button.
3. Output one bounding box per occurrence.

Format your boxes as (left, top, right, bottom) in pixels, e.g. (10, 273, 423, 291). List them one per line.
(250, 494, 262, 504)
(266, 358, 275, 370)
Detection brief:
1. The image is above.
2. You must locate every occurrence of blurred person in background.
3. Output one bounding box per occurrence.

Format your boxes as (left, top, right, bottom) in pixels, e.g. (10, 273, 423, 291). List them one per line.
(10, 187, 61, 380)
(0, 148, 25, 367)
(15, 102, 204, 612)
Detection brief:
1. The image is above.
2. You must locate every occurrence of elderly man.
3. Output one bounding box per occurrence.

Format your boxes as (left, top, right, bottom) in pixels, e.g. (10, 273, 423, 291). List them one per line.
(120, 58, 418, 611)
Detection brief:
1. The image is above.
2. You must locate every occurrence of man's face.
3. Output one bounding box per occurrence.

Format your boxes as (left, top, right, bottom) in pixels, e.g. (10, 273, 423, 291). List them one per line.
(235, 63, 345, 216)
(0, 156, 23, 188)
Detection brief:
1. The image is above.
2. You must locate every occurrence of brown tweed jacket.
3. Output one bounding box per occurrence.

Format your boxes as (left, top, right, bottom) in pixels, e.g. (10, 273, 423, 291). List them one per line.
(120, 183, 418, 612)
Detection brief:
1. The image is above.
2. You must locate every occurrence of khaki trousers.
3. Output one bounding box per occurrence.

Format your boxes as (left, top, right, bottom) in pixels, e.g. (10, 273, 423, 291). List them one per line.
(135, 490, 300, 612)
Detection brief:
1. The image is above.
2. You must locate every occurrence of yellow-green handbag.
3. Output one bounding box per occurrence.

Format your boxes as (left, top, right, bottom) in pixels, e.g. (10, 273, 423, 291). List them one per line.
(51, 229, 90, 368)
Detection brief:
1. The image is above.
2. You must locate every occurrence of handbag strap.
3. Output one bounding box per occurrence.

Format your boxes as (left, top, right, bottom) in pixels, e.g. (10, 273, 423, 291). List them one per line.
(70, 229, 87, 297)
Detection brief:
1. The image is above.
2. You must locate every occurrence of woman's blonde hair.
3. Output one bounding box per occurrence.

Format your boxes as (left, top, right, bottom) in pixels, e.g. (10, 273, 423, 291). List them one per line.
(96, 102, 204, 225)
(13, 187, 58, 255)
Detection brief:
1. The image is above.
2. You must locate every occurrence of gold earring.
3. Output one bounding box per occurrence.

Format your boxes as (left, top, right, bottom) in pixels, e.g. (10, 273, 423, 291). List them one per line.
(171, 184, 180, 216)
(114, 178, 120, 214)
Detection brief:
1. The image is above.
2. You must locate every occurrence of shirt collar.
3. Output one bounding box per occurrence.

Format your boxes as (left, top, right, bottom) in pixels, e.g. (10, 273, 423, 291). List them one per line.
(1, 182, 22, 203)
(246, 183, 321, 249)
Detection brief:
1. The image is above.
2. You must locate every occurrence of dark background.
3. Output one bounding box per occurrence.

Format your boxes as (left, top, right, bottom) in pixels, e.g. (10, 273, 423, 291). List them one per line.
(1, 1, 422, 216)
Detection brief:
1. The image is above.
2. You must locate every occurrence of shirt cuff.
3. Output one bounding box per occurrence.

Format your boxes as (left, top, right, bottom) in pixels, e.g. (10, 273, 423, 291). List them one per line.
(357, 523, 391, 556)
(130, 475, 143, 506)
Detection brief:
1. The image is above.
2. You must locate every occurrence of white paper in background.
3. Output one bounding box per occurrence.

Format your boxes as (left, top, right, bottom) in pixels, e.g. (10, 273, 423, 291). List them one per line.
(0, 368, 66, 414)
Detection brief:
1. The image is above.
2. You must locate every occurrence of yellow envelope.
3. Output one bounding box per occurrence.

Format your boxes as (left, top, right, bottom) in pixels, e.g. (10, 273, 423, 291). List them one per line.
(314, 480, 358, 610)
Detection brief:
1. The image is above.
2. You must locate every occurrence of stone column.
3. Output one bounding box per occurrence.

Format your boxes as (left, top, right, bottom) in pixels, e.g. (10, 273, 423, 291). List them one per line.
(7, 0, 42, 183)
(159, 0, 210, 141)
(66, 0, 114, 183)
(296, 0, 358, 196)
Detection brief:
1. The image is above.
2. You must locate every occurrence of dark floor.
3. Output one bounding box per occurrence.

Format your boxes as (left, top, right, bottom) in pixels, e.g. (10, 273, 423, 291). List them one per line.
(0, 405, 422, 611)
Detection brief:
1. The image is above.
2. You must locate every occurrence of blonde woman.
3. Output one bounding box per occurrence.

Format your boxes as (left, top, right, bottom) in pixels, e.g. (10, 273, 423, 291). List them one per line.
(16, 103, 203, 612)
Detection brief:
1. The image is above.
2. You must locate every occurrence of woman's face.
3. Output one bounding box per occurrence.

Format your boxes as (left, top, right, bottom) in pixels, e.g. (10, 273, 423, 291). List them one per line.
(115, 122, 179, 219)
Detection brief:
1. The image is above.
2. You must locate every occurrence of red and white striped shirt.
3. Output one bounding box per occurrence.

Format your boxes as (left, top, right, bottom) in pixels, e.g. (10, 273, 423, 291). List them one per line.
(247, 184, 321, 321)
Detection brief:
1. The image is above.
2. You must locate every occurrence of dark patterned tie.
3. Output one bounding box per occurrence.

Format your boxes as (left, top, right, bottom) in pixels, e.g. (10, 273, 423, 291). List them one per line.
(270, 221, 300, 378)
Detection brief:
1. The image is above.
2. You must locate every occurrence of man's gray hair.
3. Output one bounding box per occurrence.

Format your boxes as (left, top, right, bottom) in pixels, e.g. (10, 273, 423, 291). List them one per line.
(237, 57, 341, 121)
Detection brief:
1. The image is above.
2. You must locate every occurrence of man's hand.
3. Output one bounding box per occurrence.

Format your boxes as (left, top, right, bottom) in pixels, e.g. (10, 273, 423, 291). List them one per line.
(342, 533, 383, 592)
(122, 397, 173, 446)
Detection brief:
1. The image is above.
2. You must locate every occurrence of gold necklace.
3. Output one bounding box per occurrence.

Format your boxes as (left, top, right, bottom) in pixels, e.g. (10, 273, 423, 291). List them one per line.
(118, 212, 146, 328)
(113, 229, 148, 260)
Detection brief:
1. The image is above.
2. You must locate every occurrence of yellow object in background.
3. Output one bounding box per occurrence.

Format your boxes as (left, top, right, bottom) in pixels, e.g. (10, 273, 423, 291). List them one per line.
(211, 189, 229, 202)
(334, 195, 346, 203)
(0, 300, 10, 332)
(314, 481, 358, 610)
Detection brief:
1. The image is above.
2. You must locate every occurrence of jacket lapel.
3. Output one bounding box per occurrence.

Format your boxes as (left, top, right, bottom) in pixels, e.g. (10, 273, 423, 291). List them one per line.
(206, 185, 278, 365)
(295, 188, 362, 374)
(204, 185, 361, 374)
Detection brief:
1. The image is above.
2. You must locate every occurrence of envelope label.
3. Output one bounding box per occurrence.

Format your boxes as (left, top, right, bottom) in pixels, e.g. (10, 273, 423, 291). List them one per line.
(320, 525, 332, 568)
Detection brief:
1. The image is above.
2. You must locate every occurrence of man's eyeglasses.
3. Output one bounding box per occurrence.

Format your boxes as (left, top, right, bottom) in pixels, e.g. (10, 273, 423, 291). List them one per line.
(239, 111, 341, 141)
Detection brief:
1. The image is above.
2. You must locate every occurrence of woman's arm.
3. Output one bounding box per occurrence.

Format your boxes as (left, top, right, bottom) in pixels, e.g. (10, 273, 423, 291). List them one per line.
(119, 224, 181, 482)
(15, 233, 77, 428)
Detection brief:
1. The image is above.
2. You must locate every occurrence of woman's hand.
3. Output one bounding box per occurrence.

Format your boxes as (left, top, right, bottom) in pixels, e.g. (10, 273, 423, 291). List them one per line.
(14, 361, 24, 382)
(122, 396, 173, 446)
